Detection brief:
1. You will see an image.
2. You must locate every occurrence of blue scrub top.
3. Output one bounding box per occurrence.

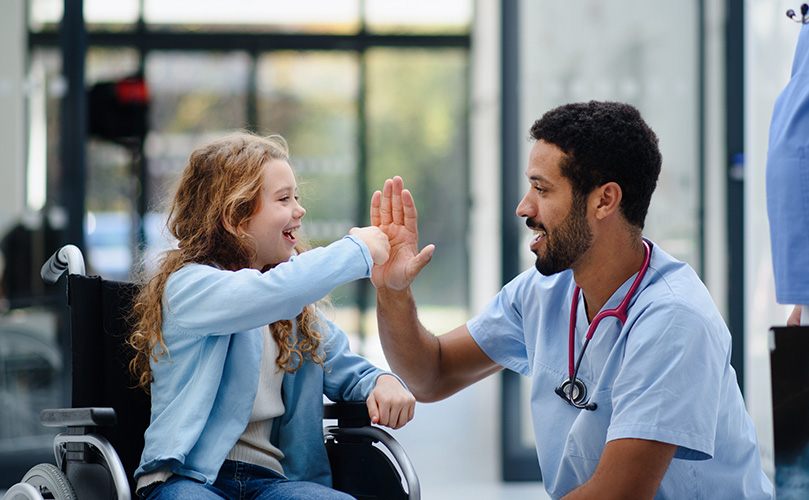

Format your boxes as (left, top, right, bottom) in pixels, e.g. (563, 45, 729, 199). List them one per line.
(767, 22, 809, 305)
(467, 242, 773, 499)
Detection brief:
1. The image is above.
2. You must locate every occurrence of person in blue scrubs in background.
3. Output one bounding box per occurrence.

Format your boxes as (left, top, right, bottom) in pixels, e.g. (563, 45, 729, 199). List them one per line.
(370, 101, 773, 499)
(767, 18, 809, 327)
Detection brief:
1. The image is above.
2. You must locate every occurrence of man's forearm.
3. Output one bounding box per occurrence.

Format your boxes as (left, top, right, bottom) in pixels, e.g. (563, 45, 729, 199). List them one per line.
(560, 438, 676, 500)
(376, 286, 442, 401)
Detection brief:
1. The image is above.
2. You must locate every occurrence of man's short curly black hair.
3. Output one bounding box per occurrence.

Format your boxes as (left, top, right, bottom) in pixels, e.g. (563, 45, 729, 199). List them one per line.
(529, 101, 662, 229)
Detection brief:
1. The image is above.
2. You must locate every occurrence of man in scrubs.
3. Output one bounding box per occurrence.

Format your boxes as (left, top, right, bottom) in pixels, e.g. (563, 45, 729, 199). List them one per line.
(767, 20, 809, 327)
(370, 101, 773, 499)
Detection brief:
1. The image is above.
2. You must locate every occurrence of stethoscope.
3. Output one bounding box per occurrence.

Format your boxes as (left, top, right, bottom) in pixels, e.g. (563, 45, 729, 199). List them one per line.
(554, 239, 652, 411)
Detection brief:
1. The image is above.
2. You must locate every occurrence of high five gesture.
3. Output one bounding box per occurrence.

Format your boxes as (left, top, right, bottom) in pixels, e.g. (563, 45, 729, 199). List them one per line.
(369, 176, 435, 290)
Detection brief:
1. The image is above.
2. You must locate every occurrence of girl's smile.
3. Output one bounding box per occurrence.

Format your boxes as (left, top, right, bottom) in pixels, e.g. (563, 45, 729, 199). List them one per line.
(244, 159, 306, 270)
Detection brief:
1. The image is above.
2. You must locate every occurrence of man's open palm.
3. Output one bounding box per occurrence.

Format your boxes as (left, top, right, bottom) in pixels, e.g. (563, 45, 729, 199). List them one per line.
(369, 176, 434, 290)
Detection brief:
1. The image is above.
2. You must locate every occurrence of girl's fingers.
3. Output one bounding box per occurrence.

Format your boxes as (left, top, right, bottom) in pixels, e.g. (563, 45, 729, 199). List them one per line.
(367, 393, 380, 424)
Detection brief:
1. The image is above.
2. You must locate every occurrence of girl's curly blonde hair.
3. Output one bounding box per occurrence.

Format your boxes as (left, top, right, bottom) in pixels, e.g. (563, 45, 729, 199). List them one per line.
(128, 132, 325, 393)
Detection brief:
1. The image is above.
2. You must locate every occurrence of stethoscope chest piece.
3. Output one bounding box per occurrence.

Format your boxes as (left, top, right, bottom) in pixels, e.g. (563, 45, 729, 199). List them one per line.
(557, 377, 588, 405)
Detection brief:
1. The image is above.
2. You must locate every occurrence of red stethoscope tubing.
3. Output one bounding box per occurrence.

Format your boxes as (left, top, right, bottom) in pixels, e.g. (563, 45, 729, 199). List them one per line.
(567, 239, 652, 376)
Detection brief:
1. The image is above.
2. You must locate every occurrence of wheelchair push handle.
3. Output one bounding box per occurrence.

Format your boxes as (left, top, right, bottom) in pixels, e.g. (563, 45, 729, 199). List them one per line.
(41, 244, 86, 283)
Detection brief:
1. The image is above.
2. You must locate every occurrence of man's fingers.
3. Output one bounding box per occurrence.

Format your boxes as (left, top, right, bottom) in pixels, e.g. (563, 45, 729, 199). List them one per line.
(379, 178, 394, 225)
(411, 244, 435, 274)
(370, 190, 382, 227)
(401, 188, 420, 232)
(391, 176, 405, 225)
(378, 176, 415, 228)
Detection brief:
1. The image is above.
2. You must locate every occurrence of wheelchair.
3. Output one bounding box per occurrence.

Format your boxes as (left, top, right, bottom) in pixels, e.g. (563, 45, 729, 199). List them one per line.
(6, 245, 420, 500)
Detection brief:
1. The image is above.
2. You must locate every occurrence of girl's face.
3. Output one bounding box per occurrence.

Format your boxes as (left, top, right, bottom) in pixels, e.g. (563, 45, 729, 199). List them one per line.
(244, 159, 306, 270)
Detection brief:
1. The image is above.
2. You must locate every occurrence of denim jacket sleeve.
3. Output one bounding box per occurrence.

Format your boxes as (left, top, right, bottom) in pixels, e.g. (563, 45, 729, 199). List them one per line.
(164, 236, 373, 336)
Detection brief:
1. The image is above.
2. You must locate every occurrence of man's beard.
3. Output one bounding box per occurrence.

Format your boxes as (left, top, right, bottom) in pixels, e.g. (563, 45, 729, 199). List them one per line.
(530, 195, 593, 276)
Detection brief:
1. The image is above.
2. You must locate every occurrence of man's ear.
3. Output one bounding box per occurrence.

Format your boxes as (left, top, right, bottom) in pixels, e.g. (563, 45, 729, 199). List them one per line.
(592, 182, 623, 220)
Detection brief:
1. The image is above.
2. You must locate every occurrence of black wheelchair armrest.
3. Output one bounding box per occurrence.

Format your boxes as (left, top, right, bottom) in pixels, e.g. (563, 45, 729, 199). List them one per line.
(40, 407, 117, 428)
(324, 401, 420, 500)
(39, 407, 132, 500)
(323, 401, 371, 428)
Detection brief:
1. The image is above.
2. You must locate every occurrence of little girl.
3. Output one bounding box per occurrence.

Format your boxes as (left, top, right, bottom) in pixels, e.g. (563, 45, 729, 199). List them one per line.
(128, 132, 415, 499)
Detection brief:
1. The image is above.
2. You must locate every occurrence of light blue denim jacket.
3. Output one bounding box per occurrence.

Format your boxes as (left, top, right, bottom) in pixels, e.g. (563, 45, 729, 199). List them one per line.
(134, 236, 394, 486)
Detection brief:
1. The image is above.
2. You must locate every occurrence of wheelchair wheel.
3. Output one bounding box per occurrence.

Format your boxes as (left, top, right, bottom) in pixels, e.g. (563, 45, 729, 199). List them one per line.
(21, 463, 78, 500)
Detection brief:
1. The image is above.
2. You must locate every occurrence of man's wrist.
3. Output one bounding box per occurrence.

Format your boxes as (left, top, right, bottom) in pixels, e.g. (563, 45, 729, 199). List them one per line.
(377, 286, 414, 307)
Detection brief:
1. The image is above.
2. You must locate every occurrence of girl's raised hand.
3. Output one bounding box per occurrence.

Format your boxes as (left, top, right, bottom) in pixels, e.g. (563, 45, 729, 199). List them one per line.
(349, 226, 390, 265)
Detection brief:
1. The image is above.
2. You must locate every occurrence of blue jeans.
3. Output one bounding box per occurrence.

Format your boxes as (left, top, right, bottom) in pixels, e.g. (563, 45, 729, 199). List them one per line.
(138, 460, 356, 500)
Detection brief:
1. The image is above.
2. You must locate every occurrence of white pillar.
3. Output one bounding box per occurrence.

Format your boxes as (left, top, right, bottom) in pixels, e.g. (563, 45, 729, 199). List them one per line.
(0, 0, 27, 235)
(470, 0, 503, 312)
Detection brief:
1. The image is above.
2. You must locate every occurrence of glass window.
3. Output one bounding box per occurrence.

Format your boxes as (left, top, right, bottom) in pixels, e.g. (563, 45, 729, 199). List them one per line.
(143, 0, 361, 33)
(86, 47, 141, 84)
(28, 0, 62, 31)
(146, 51, 251, 135)
(84, 0, 140, 30)
(144, 51, 251, 196)
(29, 0, 140, 32)
(365, 0, 473, 34)
(84, 48, 143, 279)
(0, 308, 65, 462)
(366, 48, 469, 313)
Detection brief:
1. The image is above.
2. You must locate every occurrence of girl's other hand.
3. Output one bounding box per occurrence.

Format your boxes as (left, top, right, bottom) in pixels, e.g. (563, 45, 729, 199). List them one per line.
(350, 226, 390, 265)
(366, 374, 416, 429)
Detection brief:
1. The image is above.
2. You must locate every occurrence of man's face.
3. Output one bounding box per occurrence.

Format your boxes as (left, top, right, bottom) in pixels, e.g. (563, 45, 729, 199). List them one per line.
(516, 140, 593, 276)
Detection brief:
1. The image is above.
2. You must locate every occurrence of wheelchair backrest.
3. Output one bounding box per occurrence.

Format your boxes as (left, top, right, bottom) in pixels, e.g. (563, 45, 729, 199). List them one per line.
(66, 274, 150, 491)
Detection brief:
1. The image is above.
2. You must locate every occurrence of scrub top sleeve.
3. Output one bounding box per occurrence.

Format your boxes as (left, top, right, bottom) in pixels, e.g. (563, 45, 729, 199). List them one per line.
(467, 273, 532, 377)
(607, 303, 724, 460)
